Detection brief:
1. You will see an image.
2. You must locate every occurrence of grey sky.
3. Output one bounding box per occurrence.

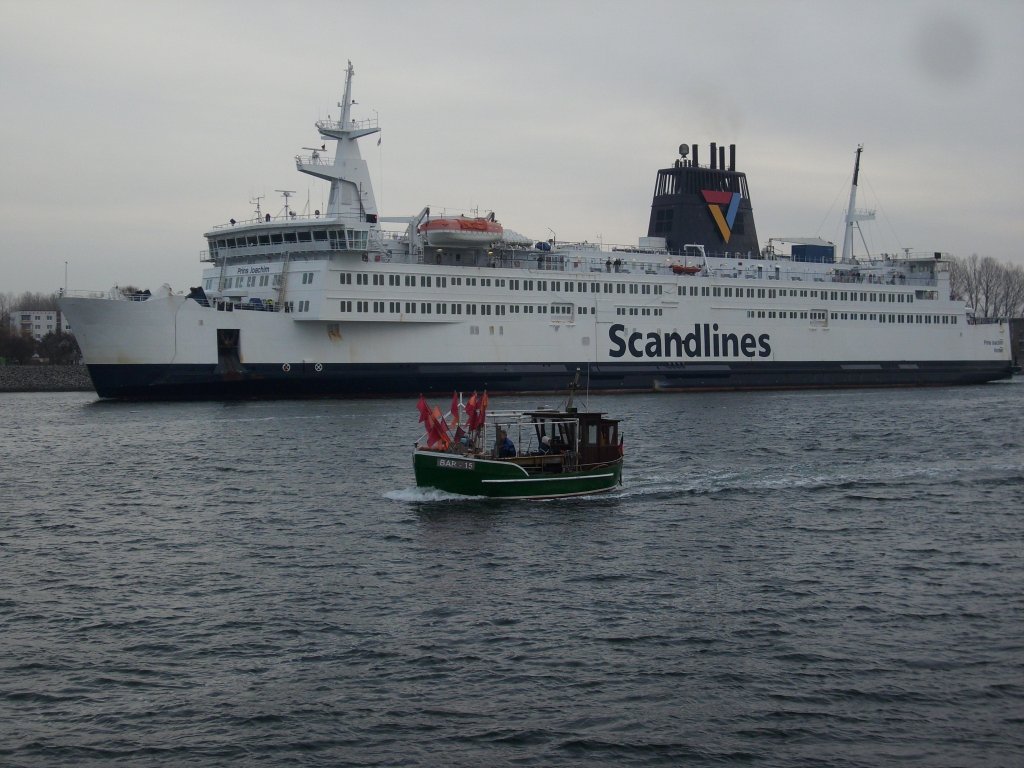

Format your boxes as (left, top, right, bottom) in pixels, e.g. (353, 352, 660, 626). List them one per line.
(1, 0, 1021, 295)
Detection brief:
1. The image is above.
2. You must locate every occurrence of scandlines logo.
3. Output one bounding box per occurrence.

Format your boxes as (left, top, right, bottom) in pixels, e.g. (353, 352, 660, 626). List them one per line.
(702, 190, 741, 243)
(609, 323, 771, 360)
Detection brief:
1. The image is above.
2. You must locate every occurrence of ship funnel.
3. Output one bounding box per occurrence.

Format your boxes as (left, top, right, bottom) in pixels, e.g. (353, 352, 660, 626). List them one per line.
(710, 142, 717, 170)
(729, 144, 736, 171)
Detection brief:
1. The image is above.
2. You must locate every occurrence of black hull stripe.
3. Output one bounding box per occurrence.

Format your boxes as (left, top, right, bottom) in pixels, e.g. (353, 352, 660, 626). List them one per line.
(83, 360, 1014, 400)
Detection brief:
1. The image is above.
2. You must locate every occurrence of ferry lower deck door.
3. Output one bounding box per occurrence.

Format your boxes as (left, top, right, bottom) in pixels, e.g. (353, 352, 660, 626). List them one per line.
(215, 328, 244, 374)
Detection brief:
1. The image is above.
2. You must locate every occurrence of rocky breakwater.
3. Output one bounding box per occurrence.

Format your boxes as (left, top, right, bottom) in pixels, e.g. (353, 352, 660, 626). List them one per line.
(0, 365, 95, 392)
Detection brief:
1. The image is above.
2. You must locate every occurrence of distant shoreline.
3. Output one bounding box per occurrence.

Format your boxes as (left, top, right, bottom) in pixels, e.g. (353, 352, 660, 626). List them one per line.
(0, 365, 94, 393)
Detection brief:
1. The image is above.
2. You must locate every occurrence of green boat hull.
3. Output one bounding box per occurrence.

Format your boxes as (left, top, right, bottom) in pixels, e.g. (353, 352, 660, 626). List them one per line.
(413, 450, 623, 499)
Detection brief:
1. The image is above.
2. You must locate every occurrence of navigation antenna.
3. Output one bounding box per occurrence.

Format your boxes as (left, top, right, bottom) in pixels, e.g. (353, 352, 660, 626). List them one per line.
(250, 194, 264, 220)
(276, 189, 296, 218)
(565, 369, 581, 412)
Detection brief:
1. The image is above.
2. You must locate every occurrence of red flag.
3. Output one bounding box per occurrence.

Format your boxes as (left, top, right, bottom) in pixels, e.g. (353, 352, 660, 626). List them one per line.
(416, 394, 430, 424)
(465, 391, 479, 431)
(479, 391, 489, 428)
(430, 405, 450, 448)
(449, 391, 460, 428)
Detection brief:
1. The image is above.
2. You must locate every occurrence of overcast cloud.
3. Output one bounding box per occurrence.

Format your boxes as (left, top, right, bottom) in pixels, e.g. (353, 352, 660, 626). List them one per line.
(1, 0, 1021, 295)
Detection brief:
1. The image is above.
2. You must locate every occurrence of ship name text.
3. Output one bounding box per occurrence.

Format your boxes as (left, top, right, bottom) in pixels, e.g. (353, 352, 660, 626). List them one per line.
(609, 323, 771, 359)
(438, 458, 475, 470)
(236, 266, 271, 275)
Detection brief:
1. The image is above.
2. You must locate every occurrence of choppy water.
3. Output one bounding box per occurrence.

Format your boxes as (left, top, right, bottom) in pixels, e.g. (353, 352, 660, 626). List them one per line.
(2, 382, 1022, 767)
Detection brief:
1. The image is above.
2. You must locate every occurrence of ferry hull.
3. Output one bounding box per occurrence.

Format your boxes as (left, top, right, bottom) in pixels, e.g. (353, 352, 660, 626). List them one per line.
(81, 358, 1013, 400)
(413, 451, 623, 499)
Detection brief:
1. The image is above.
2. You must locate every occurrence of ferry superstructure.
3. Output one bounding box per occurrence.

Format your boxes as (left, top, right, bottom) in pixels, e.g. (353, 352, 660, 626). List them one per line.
(60, 62, 1013, 400)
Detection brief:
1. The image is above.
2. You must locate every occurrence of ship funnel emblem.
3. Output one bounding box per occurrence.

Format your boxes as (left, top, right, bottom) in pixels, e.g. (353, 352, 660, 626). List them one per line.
(701, 190, 741, 243)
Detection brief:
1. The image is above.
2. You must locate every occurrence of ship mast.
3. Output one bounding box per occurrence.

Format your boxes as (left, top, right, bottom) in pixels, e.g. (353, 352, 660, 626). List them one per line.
(840, 144, 876, 263)
(294, 61, 381, 221)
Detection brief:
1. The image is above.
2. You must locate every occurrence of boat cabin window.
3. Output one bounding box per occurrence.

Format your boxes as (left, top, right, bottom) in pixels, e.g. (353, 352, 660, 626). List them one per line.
(313, 230, 328, 241)
(298, 231, 312, 242)
(284, 232, 297, 243)
(247, 236, 258, 246)
(271, 233, 283, 244)
(258, 234, 270, 245)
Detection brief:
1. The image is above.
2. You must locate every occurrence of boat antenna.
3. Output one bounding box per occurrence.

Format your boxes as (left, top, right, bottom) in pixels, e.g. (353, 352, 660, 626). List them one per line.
(565, 369, 581, 411)
(250, 194, 263, 220)
(276, 189, 296, 218)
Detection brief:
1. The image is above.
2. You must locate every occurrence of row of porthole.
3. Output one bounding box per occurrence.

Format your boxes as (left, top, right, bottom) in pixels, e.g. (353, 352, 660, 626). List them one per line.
(281, 363, 324, 372)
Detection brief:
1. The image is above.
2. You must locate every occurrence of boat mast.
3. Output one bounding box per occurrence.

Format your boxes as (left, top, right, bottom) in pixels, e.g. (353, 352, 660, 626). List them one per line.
(840, 144, 876, 263)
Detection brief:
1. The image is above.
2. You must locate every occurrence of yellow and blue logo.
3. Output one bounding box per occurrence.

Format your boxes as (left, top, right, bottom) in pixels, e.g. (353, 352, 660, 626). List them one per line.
(701, 191, 741, 243)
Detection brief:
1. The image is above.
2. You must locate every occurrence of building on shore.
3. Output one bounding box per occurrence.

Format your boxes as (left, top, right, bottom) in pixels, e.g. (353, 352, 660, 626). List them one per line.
(8, 310, 72, 341)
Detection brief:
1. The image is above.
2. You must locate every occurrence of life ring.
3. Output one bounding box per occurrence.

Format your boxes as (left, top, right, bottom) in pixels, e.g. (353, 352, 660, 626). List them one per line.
(314, 362, 323, 372)
(282, 363, 291, 372)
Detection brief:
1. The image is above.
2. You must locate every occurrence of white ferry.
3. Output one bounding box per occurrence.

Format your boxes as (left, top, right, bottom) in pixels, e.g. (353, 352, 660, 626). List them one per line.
(60, 62, 1013, 400)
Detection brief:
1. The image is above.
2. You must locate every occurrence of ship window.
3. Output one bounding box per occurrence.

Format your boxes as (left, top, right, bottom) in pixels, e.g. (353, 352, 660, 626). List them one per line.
(258, 235, 270, 245)
(356, 274, 367, 285)
(271, 233, 283, 244)
(284, 232, 297, 243)
(313, 230, 328, 241)
(340, 300, 351, 312)
(298, 231, 312, 242)
(702, 287, 710, 296)
(724, 287, 733, 297)
(757, 310, 766, 318)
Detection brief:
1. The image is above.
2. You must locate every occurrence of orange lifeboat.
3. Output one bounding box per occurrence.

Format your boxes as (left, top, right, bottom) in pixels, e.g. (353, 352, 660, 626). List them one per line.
(419, 215, 503, 247)
(671, 264, 702, 275)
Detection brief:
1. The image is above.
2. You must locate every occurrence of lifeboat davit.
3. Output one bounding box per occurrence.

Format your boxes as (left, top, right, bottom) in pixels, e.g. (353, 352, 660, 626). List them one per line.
(419, 215, 503, 247)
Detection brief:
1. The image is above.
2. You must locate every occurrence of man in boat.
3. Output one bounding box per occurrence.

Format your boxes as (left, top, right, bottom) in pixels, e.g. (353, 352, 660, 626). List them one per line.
(496, 430, 516, 458)
(536, 435, 554, 455)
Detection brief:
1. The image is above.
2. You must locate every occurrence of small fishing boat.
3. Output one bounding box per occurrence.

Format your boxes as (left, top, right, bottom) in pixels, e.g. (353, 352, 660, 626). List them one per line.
(413, 386, 623, 499)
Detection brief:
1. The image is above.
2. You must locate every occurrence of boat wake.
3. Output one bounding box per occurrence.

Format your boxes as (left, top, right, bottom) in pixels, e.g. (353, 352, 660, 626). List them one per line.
(385, 487, 484, 503)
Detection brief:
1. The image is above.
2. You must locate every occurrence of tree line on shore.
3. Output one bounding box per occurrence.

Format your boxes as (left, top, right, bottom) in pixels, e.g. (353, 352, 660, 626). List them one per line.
(948, 255, 1024, 320)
